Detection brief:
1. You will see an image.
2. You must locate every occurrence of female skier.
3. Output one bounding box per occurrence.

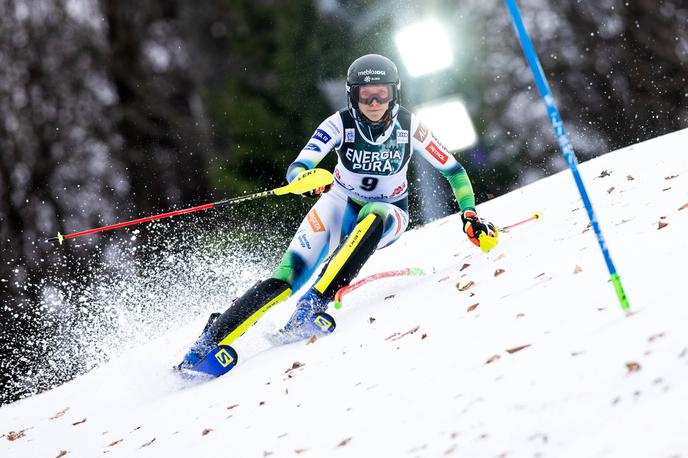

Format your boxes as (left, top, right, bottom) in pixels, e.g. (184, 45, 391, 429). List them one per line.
(179, 54, 497, 374)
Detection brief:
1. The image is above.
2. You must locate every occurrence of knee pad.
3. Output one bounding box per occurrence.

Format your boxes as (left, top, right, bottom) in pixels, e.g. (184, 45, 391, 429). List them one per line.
(358, 202, 408, 249)
(357, 202, 390, 221)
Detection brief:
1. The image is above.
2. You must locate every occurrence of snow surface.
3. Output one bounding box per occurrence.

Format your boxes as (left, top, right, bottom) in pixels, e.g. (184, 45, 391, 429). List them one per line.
(2, 129, 688, 458)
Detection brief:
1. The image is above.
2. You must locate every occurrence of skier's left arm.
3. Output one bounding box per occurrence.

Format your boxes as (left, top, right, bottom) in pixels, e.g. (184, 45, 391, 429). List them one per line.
(411, 116, 498, 252)
(286, 113, 343, 197)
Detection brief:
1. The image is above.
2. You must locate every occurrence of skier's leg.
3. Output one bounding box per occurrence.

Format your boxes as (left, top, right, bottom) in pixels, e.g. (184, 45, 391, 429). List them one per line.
(280, 200, 409, 337)
(181, 190, 349, 365)
(206, 278, 292, 347)
(313, 200, 409, 298)
(355, 201, 409, 249)
(272, 188, 353, 291)
(180, 278, 293, 367)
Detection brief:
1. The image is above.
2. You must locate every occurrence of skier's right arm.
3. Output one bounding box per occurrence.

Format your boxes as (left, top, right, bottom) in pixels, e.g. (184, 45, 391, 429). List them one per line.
(286, 113, 343, 183)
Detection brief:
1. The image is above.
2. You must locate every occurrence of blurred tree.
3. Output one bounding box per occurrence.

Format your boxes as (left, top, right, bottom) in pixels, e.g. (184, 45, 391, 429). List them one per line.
(200, 0, 355, 243)
(205, 0, 346, 195)
(102, 0, 214, 214)
(460, 0, 688, 186)
(0, 0, 127, 400)
(557, 0, 688, 148)
(1, 0, 222, 403)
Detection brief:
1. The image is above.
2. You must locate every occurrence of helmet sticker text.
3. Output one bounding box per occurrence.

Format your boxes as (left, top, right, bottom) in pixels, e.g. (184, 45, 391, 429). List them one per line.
(357, 69, 387, 76)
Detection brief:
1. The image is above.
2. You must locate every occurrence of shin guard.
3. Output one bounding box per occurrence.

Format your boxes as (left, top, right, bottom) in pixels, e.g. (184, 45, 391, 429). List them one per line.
(312, 213, 383, 300)
(207, 278, 292, 347)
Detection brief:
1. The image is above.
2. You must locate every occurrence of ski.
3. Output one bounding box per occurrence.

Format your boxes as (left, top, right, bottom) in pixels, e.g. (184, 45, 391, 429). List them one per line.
(175, 344, 238, 378)
(176, 311, 335, 379)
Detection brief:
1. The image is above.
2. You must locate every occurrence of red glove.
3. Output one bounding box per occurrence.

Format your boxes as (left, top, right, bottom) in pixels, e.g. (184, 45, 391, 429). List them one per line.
(461, 210, 497, 249)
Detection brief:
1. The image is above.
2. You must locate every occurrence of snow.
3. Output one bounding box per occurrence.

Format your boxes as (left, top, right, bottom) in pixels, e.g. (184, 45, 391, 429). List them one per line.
(2, 129, 688, 457)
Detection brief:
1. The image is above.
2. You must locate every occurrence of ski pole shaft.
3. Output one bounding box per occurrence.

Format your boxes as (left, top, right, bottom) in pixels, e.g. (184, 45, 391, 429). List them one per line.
(48, 168, 333, 245)
(500, 211, 543, 232)
(46, 195, 266, 245)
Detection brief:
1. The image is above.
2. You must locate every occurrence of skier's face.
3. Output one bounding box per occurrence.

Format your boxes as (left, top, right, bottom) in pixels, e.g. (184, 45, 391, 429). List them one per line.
(357, 85, 391, 122)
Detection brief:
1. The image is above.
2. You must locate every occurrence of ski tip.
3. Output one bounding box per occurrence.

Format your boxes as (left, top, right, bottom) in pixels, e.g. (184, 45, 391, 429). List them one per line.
(177, 345, 238, 378)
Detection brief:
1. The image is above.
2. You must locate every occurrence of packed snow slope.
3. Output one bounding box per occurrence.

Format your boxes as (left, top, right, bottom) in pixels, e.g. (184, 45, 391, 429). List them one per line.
(2, 129, 688, 458)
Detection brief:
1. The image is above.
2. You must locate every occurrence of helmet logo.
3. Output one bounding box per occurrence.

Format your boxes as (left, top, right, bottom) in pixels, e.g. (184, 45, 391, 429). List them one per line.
(357, 69, 386, 76)
(363, 76, 371, 83)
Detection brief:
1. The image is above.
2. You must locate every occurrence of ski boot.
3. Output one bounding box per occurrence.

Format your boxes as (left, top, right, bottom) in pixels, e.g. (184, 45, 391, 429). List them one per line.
(270, 289, 336, 345)
(176, 312, 238, 377)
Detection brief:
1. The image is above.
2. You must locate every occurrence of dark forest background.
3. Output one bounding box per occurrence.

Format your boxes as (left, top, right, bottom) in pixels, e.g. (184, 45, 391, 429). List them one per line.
(1, 0, 687, 403)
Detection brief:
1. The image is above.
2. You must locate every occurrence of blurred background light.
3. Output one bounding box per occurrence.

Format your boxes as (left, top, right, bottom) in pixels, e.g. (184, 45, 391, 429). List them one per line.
(416, 98, 477, 151)
(394, 18, 454, 78)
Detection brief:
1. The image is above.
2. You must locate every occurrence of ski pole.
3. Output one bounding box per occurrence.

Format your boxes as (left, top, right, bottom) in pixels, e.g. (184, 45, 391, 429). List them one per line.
(505, 0, 630, 313)
(500, 211, 543, 232)
(334, 267, 426, 310)
(48, 168, 333, 245)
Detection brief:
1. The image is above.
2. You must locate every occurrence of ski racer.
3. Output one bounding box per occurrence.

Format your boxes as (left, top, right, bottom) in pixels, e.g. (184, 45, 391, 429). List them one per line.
(178, 54, 498, 373)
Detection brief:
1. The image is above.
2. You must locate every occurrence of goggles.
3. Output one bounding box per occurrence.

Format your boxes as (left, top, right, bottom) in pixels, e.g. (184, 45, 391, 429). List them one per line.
(352, 84, 394, 106)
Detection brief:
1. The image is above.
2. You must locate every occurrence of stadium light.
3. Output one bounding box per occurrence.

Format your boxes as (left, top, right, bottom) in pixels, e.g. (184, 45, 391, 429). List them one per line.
(394, 19, 453, 77)
(416, 98, 477, 151)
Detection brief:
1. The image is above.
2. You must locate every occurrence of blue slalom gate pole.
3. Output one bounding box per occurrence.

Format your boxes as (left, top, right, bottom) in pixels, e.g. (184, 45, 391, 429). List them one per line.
(504, 0, 630, 312)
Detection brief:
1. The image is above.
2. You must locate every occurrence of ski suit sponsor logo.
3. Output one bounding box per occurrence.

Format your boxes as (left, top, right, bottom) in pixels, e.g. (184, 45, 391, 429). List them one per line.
(425, 141, 448, 164)
(357, 69, 386, 76)
(344, 147, 404, 174)
(413, 123, 429, 143)
(389, 181, 407, 198)
(338, 179, 405, 201)
(396, 130, 408, 144)
(311, 129, 332, 144)
(298, 233, 312, 250)
(304, 143, 321, 152)
(345, 128, 355, 143)
(307, 209, 326, 233)
(215, 348, 235, 367)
